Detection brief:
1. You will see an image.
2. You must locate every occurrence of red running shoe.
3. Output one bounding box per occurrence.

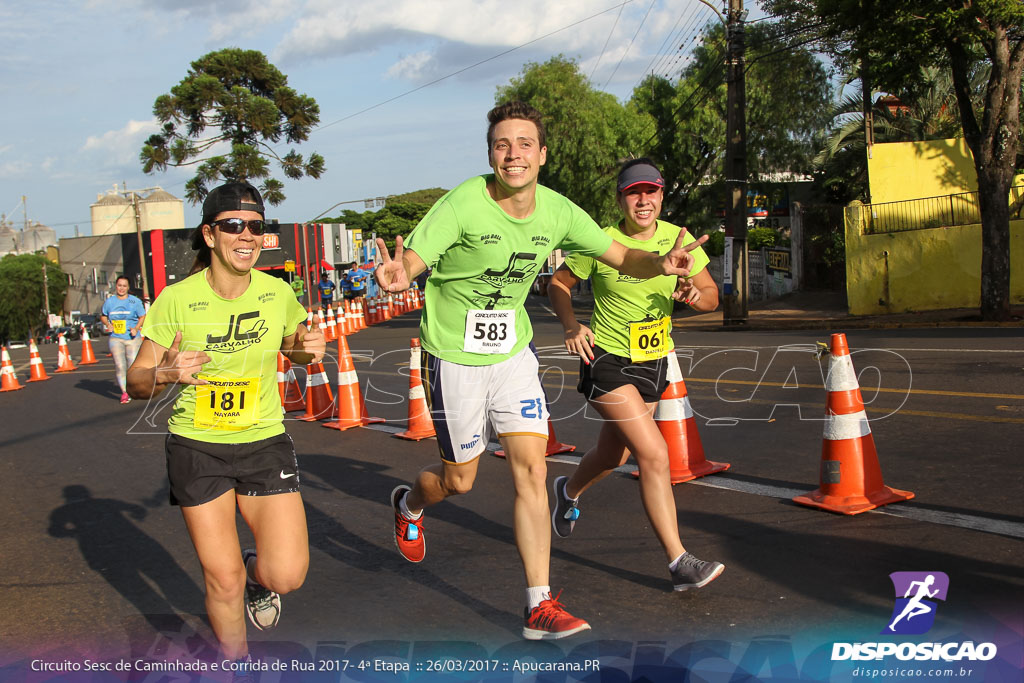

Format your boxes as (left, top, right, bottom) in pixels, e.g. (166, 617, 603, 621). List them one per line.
(391, 485, 425, 563)
(522, 590, 591, 640)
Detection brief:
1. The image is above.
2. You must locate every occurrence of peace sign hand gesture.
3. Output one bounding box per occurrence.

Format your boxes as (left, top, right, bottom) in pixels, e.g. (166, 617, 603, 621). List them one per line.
(657, 228, 709, 278)
(374, 236, 411, 292)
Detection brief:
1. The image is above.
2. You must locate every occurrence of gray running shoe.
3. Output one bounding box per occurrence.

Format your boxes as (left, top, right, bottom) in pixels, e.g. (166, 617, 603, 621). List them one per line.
(671, 552, 725, 591)
(551, 475, 580, 538)
(242, 549, 281, 630)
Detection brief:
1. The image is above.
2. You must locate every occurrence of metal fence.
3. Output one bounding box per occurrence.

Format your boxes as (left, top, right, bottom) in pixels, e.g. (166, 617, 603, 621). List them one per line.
(856, 184, 1024, 235)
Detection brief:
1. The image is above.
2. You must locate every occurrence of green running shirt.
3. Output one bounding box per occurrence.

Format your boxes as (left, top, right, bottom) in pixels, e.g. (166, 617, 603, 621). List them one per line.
(405, 175, 613, 365)
(142, 269, 308, 443)
(564, 220, 710, 359)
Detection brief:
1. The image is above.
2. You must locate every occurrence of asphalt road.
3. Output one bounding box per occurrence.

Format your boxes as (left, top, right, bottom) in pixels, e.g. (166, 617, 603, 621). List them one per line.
(2, 300, 1022, 682)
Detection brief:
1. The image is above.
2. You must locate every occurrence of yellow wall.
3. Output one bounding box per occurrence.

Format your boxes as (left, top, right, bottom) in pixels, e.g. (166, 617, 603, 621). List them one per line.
(867, 138, 978, 203)
(847, 139, 1024, 314)
(846, 207, 1024, 314)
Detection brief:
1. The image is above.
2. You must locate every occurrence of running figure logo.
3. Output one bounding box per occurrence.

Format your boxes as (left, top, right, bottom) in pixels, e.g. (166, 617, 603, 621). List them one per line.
(883, 571, 949, 635)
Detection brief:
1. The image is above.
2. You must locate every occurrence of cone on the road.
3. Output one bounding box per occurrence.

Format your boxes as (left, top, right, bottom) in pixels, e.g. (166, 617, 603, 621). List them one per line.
(298, 359, 335, 422)
(306, 308, 314, 330)
(394, 338, 435, 440)
(324, 333, 385, 431)
(277, 353, 307, 413)
(1, 346, 24, 392)
(78, 326, 98, 365)
(630, 350, 729, 483)
(325, 304, 338, 341)
(367, 298, 378, 325)
(26, 339, 50, 382)
(55, 334, 77, 373)
(793, 333, 914, 515)
(493, 420, 575, 458)
(358, 298, 368, 329)
(386, 294, 395, 320)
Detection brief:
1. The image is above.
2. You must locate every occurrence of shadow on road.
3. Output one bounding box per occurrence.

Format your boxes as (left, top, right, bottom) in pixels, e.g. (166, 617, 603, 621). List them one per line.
(47, 485, 204, 634)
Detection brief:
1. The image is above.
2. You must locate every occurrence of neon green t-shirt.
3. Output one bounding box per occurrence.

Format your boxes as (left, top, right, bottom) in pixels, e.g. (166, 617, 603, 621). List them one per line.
(405, 175, 613, 365)
(142, 269, 308, 443)
(564, 220, 710, 359)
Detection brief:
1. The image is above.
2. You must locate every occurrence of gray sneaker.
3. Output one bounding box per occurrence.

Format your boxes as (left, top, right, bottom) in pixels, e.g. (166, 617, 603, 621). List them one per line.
(671, 552, 725, 591)
(242, 549, 281, 630)
(551, 475, 580, 538)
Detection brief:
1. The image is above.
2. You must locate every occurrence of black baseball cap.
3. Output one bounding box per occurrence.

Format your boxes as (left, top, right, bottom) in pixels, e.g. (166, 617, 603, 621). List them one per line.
(192, 181, 265, 249)
(202, 180, 265, 220)
(617, 161, 665, 193)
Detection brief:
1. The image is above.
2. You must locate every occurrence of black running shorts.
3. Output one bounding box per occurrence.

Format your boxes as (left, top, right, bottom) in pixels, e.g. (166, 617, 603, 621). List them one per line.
(578, 344, 669, 404)
(164, 432, 300, 507)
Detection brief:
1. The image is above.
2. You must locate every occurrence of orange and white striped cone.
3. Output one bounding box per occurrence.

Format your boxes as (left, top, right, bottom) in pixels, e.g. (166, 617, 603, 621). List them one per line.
(394, 338, 435, 440)
(277, 353, 307, 413)
(355, 298, 367, 330)
(493, 419, 575, 458)
(1, 346, 24, 392)
(793, 333, 914, 515)
(26, 339, 50, 382)
(387, 294, 395, 320)
(78, 326, 98, 365)
(324, 334, 385, 431)
(629, 350, 729, 483)
(325, 304, 338, 342)
(298, 358, 335, 422)
(55, 334, 77, 373)
(306, 308, 314, 330)
(367, 298, 378, 325)
(347, 300, 360, 332)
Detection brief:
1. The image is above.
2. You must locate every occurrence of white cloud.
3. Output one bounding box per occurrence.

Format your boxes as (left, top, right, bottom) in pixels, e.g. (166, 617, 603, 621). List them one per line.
(273, 1, 631, 76)
(81, 119, 161, 166)
(386, 51, 437, 81)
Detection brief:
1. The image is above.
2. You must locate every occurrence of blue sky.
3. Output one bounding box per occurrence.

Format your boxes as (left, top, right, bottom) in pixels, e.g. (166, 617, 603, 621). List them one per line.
(1, 1, 762, 239)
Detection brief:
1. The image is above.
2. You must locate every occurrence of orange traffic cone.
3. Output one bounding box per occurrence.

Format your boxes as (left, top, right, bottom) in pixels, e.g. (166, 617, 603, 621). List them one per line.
(1, 346, 24, 392)
(367, 298, 378, 325)
(325, 304, 338, 341)
(324, 333, 385, 431)
(55, 334, 77, 372)
(356, 298, 367, 330)
(494, 419, 575, 458)
(277, 353, 307, 413)
(26, 339, 50, 382)
(306, 308, 314, 330)
(631, 350, 729, 483)
(793, 333, 914, 515)
(386, 294, 395, 320)
(78, 326, 98, 365)
(394, 338, 435, 440)
(298, 359, 335, 422)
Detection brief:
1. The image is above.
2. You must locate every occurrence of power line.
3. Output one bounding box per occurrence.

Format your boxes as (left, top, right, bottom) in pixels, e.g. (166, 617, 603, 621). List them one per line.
(312, 2, 633, 136)
(603, 0, 658, 88)
(590, 1, 629, 80)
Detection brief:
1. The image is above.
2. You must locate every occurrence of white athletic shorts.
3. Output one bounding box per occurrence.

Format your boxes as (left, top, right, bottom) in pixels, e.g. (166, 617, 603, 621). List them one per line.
(422, 344, 548, 464)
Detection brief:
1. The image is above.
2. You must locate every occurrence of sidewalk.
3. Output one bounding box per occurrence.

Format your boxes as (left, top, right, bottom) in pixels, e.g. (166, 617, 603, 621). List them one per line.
(674, 289, 1024, 331)
(555, 288, 1023, 331)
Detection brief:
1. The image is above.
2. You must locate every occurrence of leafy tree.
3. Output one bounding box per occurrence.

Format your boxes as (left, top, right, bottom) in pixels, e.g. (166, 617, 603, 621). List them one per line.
(763, 0, 1024, 320)
(0, 254, 67, 343)
(496, 56, 647, 225)
(631, 21, 833, 230)
(140, 48, 325, 206)
(321, 189, 449, 250)
(815, 64, 986, 203)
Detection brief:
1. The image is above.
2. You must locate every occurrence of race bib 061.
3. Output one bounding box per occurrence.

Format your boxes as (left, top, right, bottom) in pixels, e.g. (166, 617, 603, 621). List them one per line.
(628, 317, 671, 362)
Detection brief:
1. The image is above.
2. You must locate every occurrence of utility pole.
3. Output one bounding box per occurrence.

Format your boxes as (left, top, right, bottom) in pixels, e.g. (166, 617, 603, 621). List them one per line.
(722, 0, 748, 324)
(120, 183, 161, 304)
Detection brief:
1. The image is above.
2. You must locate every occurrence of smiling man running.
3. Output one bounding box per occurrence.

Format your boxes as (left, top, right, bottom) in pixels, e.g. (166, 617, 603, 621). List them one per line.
(375, 101, 707, 640)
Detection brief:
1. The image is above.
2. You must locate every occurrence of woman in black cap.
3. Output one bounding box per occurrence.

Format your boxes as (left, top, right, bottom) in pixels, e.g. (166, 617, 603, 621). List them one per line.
(546, 158, 725, 592)
(126, 180, 325, 668)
